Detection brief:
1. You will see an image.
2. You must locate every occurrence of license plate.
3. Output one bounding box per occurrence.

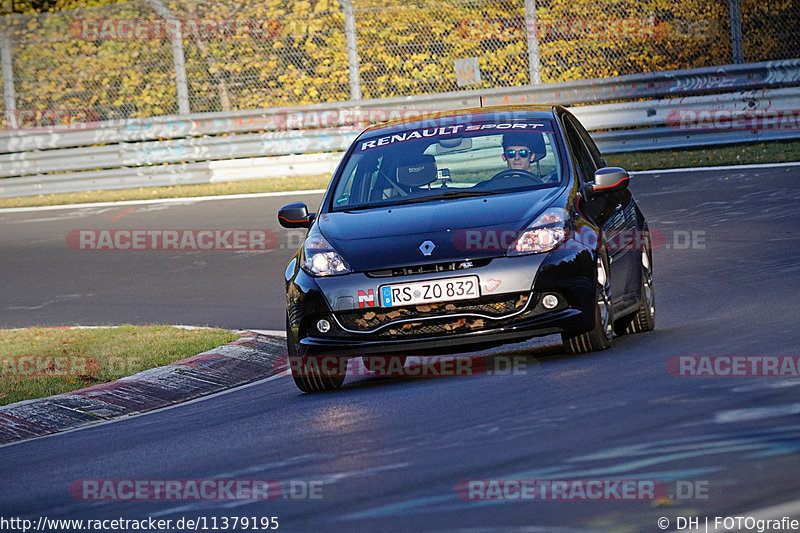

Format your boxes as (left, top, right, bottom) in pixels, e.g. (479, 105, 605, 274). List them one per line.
(380, 276, 480, 307)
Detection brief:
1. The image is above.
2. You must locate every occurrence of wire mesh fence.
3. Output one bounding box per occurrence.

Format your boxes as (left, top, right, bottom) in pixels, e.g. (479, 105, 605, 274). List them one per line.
(0, 0, 798, 127)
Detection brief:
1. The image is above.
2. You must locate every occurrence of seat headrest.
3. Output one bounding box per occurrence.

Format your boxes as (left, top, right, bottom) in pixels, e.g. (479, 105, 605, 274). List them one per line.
(397, 154, 438, 187)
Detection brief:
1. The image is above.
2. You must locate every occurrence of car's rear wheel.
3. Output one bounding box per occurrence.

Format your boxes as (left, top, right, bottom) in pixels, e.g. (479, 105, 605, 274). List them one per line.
(362, 355, 408, 374)
(286, 319, 346, 393)
(617, 239, 655, 335)
(562, 251, 614, 354)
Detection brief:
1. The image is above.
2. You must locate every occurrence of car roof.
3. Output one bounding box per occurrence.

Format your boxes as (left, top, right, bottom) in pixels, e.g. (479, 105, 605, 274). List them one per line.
(358, 104, 559, 138)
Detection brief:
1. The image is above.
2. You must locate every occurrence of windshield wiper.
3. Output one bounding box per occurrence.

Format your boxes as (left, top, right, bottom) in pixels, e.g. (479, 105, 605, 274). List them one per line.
(436, 189, 497, 199)
(339, 189, 504, 211)
(389, 189, 499, 205)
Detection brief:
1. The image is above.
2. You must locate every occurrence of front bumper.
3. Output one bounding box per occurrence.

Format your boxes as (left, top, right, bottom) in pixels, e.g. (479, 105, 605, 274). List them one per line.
(301, 307, 582, 355)
(286, 244, 596, 356)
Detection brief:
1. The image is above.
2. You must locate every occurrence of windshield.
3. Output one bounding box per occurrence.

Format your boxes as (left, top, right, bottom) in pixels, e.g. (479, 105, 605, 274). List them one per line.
(330, 120, 563, 211)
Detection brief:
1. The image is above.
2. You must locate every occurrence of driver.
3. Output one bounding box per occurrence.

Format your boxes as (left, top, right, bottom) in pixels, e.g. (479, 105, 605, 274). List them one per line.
(501, 132, 542, 172)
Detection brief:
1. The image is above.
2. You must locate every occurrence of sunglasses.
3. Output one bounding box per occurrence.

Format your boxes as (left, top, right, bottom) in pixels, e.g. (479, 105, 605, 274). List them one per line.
(504, 149, 532, 159)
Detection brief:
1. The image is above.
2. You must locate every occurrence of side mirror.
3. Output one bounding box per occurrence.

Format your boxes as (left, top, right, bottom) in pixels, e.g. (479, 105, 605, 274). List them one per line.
(586, 167, 630, 198)
(278, 202, 315, 228)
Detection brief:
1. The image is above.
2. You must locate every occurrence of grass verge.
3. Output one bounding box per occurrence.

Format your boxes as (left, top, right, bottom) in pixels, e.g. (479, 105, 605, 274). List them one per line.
(0, 174, 332, 209)
(606, 139, 800, 171)
(0, 325, 240, 407)
(1, 140, 798, 209)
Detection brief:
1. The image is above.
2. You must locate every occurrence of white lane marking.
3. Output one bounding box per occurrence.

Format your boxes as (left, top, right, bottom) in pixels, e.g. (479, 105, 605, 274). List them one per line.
(715, 403, 800, 424)
(4, 293, 95, 311)
(0, 189, 327, 214)
(632, 160, 800, 175)
(2, 324, 256, 332)
(1, 160, 798, 214)
(149, 462, 415, 518)
(242, 329, 286, 337)
(731, 379, 800, 393)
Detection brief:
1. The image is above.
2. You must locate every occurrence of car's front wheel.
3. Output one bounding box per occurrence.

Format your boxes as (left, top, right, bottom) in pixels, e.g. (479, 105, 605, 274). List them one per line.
(286, 319, 346, 393)
(562, 251, 614, 354)
(615, 236, 655, 335)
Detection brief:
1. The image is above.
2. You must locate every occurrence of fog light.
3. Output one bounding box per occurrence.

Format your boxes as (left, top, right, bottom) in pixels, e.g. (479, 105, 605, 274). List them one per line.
(316, 319, 331, 333)
(542, 294, 559, 309)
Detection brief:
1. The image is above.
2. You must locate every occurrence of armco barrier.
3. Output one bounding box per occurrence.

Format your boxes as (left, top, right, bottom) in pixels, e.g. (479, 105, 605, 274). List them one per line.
(1, 59, 799, 198)
(3, 88, 799, 180)
(3, 59, 799, 152)
(0, 129, 355, 178)
(0, 153, 343, 198)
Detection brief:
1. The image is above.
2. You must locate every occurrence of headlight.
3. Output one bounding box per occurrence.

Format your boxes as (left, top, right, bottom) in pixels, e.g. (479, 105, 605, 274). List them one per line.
(303, 231, 351, 276)
(507, 208, 568, 255)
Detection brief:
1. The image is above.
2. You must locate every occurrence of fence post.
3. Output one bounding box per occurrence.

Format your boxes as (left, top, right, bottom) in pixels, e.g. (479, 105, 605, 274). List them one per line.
(524, 0, 542, 84)
(0, 23, 16, 129)
(144, 0, 190, 114)
(340, 0, 362, 100)
(729, 0, 743, 64)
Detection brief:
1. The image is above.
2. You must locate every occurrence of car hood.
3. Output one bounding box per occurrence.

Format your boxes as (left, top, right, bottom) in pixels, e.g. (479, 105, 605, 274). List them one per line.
(317, 188, 565, 271)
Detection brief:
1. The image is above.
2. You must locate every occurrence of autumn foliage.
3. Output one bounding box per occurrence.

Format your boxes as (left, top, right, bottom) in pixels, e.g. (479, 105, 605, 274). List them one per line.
(1, 0, 798, 120)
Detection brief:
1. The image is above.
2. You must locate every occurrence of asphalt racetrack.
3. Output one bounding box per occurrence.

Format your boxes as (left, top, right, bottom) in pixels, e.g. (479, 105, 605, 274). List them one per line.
(1, 164, 800, 531)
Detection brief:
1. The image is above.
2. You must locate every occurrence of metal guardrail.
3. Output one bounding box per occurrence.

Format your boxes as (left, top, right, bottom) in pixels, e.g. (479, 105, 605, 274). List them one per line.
(4, 58, 800, 152)
(5, 126, 799, 198)
(0, 153, 343, 198)
(1, 59, 799, 198)
(595, 128, 800, 154)
(3, 87, 799, 178)
(0, 129, 355, 178)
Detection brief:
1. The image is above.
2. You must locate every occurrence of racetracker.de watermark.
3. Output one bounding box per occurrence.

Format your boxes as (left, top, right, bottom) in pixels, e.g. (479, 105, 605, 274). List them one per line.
(456, 479, 709, 501)
(273, 107, 476, 131)
(269, 110, 561, 132)
(453, 228, 706, 252)
(456, 17, 717, 42)
(66, 229, 279, 251)
(3, 109, 99, 131)
(667, 109, 800, 131)
(69, 479, 323, 501)
(0, 355, 100, 377)
(277, 355, 528, 378)
(667, 356, 800, 377)
(70, 18, 282, 40)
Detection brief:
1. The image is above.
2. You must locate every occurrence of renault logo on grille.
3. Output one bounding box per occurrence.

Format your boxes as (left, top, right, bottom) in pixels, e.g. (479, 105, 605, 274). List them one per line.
(419, 240, 436, 256)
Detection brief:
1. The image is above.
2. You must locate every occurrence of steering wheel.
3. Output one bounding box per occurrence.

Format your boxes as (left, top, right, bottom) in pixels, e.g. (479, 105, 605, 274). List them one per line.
(490, 169, 541, 181)
(476, 168, 544, 189)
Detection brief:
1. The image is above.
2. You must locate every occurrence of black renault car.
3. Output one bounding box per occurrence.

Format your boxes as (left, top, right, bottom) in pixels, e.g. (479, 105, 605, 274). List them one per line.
(279, 105, 655, 392)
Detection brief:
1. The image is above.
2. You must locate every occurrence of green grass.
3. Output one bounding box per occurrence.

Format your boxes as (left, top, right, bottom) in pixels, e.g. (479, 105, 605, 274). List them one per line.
(0, 174, 332, 209)
(606, 139, 800, 172)
(1, 140, 798, 209)
(0, 326, 240, 406)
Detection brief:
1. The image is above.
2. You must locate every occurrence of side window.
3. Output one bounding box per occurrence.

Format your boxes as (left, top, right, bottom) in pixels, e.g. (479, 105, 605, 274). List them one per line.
(563, 119, 596, 183)
(568, 115, 606, 169)
(366, 155, 407, 203)
(334, 163, 358, 207)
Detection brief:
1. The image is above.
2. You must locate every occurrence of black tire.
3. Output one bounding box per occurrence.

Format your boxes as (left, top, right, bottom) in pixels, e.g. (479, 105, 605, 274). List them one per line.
(362, 355, 408, 374)
(286, 318, 345, 393)
(561, 251, 614, 354)
(626, 239, 656, 334)
(614, 234, 655, 335)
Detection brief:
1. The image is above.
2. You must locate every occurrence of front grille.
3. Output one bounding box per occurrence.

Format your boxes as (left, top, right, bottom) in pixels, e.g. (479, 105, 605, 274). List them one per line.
(336, 292, 530, 332)
(376, 316, 504, 337)
(366, 258, 492, 278)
